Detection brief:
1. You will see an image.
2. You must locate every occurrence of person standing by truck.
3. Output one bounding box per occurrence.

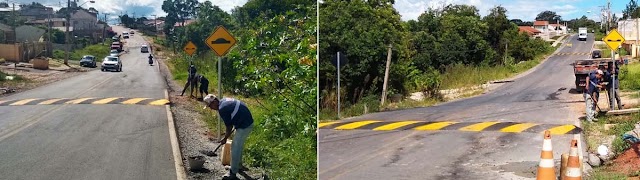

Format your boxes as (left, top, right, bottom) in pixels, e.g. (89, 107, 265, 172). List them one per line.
(606, 61, 623, 110)
(585, 70, 604, 122)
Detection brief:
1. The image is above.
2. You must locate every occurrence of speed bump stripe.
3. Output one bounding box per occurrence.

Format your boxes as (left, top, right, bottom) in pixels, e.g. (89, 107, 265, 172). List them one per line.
(500, 123, 538, 133)
(9, 98, 39, 106)
(65, 98, 94, 104)
(459, 121, 500, 131)
(92, 97, 121, 104)
(415, 122, 457, 130)
(122, 98, 149, 104)
(319, 122, 340, 128)
(335, 120, 381, 130)
(373, 121, 421, 131)
(0, 97, 170, 106)
(320, 120, 582, 134)
(38, 98, 66, 105)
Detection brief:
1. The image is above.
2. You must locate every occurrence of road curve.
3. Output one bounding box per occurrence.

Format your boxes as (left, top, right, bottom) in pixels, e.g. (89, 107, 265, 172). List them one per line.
(319, 34, 595, 179)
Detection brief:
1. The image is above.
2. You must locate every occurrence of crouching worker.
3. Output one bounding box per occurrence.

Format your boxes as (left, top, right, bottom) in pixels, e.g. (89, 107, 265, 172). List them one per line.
(203, 94, 254, 180)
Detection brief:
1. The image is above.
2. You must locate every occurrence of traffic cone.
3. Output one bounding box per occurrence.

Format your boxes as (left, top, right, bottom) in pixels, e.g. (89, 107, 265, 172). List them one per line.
(537, 130, 556, 180)
(564, 139, 582, 180)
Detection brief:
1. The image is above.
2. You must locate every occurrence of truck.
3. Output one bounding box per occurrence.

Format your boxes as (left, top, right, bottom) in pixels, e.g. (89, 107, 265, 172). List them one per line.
(573, 59, 623, 92)
(578, 27, 587, 41)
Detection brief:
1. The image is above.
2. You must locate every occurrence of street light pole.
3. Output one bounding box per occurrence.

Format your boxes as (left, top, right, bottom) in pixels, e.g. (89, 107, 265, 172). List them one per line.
(64, 0, 70, 66)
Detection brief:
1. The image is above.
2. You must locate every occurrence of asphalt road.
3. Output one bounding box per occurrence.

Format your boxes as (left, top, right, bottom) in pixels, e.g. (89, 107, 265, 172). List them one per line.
(0, 26, 176, 180)
(319, 34, 595, 179)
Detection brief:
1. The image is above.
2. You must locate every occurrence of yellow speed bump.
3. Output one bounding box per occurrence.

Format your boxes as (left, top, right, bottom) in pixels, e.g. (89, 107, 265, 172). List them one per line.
(148, 99, 170, 105)
(547, 125, 577, 135)
(335, 120, 380, 130)
(459, 121, 500, 132)
(415, 122, 457, 131)
(500, 123, 538, 133)
(121, 98, 149, 105)
(92, 97, 120, 105)
(10, 98, 39, 106)
(373, 121, 420, 131)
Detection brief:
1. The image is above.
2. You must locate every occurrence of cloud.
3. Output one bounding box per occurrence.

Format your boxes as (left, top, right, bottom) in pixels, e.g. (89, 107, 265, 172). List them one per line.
(12, 0, 247, 18)
(394, 0, 599, 21)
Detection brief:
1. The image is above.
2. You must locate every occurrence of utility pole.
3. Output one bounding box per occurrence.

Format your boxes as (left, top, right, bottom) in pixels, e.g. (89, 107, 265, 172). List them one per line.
(152, 14, 157, 34)
(48, 13, 52, 57)
(102, 13, 107, 44)
(64, 0, 70, 66)
(380, 44, 393, 107)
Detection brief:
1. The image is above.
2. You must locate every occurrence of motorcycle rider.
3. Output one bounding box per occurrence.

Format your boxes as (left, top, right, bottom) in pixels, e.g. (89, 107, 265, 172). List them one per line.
(148, 54, 153, 65)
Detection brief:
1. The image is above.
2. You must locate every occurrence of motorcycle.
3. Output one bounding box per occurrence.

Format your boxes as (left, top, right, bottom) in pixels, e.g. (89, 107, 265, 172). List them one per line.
(148, 56, 154, 66)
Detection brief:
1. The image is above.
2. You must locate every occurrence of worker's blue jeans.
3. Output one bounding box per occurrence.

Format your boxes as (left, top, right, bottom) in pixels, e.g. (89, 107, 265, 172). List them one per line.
(231, 123, 253, 174)
(584, 93, 596, 122)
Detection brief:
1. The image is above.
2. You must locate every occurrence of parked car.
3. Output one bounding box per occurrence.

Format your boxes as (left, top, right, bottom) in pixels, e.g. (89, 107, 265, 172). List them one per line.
(101, 56, 122, 72)
(79, 55, 96, 68)
(591, 50, 601, 59)
(141, 45, 149, 53)
(123, 32, 129, 39)
(112, 35, 120, 41)
(111, 42, 122, 52)
(130, 30, 135, 35)
(110, 49, 119, 57)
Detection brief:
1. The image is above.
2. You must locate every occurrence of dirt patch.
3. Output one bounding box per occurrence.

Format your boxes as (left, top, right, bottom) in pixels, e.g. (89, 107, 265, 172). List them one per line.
(151, 38, 265, 180)
(609, 143, 640, 175)
(0, 65, 86, 97)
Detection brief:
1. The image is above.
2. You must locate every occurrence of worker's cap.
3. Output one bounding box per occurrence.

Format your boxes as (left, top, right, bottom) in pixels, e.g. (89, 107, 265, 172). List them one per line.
(202, 94, 218, 109)
(596, 70, 604, 75)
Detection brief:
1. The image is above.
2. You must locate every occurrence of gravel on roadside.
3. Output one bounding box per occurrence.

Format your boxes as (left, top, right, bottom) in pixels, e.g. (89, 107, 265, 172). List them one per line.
(152, 40, 265, 180)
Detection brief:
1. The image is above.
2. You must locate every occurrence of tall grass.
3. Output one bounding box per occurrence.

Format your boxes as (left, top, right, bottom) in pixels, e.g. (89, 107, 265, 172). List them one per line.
(166, 52, 315, 179)
(440, 57, 543, 89)
(620, 62, 640, 91)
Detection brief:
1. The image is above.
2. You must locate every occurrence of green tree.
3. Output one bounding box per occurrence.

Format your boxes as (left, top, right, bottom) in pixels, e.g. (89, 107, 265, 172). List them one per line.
(536, 10, 562, 23)
(484, 6, 513, 65)
(623, 0, 640, 19)
(320, 0, 409, 103)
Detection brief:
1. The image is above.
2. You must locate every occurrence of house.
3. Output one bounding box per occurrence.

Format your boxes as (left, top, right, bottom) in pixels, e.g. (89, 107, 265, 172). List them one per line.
(15, 25, 45, 42)
(518, 26, 541, 37)
(549, 24, 567, 35)
(26, 18, 67, 28)
(533, 21, 549, 34)
(0, 23, 15, 43)
(70, 9, 98, 36)
(19, 5, 53, 21)
(174, 19, 196, 27)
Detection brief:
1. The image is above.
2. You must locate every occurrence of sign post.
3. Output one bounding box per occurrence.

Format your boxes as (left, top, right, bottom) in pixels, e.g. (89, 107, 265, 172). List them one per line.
(183, 41, 197, 67)
(332, 52, 347, 119)
(205, 26, 237, 138)
(603, 29, 625, 110)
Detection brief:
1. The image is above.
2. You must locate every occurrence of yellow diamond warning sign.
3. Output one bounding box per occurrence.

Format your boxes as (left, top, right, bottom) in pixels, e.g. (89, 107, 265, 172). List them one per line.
(183, 41, 197, 56)
(205, 26, 236, 57)
(603, 29, 625, 51)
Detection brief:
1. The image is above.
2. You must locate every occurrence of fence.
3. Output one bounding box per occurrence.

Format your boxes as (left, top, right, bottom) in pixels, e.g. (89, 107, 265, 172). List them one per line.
(0, 42, 47, 62)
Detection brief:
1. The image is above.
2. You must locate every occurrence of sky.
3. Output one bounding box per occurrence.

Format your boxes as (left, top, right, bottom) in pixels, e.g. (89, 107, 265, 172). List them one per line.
(394, 0, 627, 22)
(11, 0, 248, 23)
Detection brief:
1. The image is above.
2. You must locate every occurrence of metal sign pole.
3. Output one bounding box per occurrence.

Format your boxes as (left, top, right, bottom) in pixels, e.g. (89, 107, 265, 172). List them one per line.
(218, 56, 222, 138)
(337, 51, 340, 119)
(611, 49, 615, 110)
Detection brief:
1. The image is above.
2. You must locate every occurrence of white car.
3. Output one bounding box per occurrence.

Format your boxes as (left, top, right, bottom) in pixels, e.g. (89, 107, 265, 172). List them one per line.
(141, 45, 149, 53)
(122, 32, 129, 39)
(101, 56, 122, 72)
(109, 49, 119, 57)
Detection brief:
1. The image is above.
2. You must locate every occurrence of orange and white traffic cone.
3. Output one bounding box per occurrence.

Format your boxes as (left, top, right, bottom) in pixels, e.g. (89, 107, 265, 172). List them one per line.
(564, 139, 582, 180)
(537, 130, 556, 180)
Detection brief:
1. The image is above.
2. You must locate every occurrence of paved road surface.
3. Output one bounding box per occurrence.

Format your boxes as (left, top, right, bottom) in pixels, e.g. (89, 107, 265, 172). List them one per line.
(319, 34, 595, 179)
(0, 26, 176, 180)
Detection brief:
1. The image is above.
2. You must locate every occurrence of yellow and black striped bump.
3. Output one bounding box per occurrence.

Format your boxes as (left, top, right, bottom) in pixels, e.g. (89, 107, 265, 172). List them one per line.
(554, 52, 590, 56)
(0, 97, 170, 106)
(319, 120, 582, 135)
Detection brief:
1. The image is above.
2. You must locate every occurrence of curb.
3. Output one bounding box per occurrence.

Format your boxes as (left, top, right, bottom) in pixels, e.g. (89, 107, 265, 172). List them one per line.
(165, 89, 187, 180)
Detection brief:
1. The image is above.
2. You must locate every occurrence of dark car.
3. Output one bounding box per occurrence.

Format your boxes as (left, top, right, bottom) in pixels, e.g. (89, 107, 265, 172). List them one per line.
(79, 55, 96, 68)
(592, 50, 601, 59)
